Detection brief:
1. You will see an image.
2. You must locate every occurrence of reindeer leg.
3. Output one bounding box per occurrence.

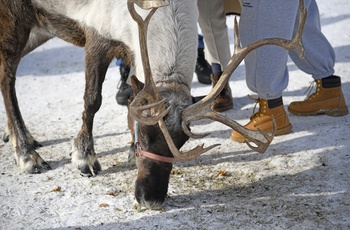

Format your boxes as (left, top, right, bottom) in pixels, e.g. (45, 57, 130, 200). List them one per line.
(3, 120, 42, 148)
(0, 21, 50, 173)
(71, 31, 116, 177)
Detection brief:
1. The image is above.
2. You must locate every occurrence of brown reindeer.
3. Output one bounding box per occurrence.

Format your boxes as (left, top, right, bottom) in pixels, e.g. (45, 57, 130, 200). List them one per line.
(1, 0, 134, 176)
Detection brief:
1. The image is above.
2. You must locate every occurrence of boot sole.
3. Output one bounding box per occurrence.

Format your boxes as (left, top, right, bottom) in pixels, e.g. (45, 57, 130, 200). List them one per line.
(230, 123, 293, 143)
(288, 107, 348, 117)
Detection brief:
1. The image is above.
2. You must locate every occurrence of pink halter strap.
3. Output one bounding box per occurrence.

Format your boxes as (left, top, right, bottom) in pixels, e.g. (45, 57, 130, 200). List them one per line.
(135, 143, 175, 164)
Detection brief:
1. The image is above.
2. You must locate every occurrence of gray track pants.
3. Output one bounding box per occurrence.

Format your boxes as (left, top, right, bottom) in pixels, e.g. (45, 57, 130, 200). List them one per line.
(239, 0, 335, 100)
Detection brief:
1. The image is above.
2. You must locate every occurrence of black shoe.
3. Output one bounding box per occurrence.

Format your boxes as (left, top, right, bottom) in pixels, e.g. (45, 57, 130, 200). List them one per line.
(116, 64, 132, 106)
(195, 48, 212, 84)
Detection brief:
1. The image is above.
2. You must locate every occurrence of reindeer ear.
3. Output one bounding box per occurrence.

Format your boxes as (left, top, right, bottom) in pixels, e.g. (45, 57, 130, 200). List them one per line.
(130, 75, 144, 96)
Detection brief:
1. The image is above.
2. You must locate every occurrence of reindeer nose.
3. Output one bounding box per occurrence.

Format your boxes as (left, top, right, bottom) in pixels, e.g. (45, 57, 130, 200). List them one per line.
(135, 184, 165, 210)
(138, 196, 164, 210)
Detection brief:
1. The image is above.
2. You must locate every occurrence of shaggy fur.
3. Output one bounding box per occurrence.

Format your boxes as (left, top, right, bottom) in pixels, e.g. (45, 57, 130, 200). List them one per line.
(0, 0, 198, 210)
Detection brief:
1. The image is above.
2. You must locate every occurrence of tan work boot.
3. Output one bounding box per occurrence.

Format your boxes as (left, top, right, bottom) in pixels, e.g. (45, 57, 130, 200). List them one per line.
(230, 97, 292, 143)
(211, 72, 233, 112)
(288, 76, 348, 116)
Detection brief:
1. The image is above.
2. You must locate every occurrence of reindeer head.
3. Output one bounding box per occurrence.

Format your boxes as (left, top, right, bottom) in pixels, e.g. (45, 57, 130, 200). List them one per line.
(127, 0, 306, 209)
(128, 76, 192, 209)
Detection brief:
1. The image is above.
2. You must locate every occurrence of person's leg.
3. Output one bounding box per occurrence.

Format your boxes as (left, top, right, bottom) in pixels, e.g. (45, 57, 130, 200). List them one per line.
(288, 0, 348, 116)
(289, 0, 334, 78)
(231, 0, 299, 142)
(197, 0, 233, 112)
(197, 0, 231, 68)
(239, 0, 298, 99)
(195, 34, 213, 84)
(115, 60, 132, 106)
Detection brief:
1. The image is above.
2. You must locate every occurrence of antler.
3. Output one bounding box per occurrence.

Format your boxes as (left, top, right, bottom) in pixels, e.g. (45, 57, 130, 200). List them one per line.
(128, 0, 306, 162)
(178, 0, 307, 159)
(127, 0, 170, 125)
(158, 119, 220, 162)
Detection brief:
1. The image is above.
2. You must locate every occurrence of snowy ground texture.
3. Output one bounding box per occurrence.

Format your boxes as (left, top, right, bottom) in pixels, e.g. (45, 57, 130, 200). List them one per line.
(1, 1, 350, 230)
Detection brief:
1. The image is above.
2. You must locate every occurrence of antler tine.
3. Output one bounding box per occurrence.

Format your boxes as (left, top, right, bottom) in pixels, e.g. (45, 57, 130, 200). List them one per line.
(294, 0, 306, 59)
(182, 119, 210, 139)
(233, 16, 241, 55)
(181, 0, 306, 156)
(131, 99, 172, 126)
(245, 118, 276, 153)
(128, 0, 170, 125)
(182, 109, 276, 154)
(159, 119, 220, 162)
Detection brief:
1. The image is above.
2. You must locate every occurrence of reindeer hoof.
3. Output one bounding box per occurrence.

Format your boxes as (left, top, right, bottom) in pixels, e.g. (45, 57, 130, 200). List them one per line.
(18, 157, 51, 174)
(2, 133, 9, 143)
(41, 161, 52, 170)
(29, 160, 51, 174)
(79, 165, 94, 177)
(79, 160, 101, 177)
(92, 160, 102, 175)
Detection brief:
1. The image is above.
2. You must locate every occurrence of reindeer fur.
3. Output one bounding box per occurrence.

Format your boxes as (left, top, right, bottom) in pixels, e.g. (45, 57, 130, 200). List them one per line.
(0, 0, 198, 176)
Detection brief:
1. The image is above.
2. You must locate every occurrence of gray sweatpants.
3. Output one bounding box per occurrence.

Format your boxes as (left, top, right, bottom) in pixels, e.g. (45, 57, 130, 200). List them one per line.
(239, 0, 335, 100)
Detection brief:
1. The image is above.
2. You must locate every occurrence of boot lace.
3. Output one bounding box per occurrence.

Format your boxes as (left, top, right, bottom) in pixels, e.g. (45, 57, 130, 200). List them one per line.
(248, 95, 266, 122)
(304, 80, 321, 101)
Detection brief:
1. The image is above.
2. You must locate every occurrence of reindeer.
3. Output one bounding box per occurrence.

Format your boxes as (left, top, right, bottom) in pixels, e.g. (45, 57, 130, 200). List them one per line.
(127, 0, 306, 209)
(1, 0, 199, 175)
(0, 0, 306, 210)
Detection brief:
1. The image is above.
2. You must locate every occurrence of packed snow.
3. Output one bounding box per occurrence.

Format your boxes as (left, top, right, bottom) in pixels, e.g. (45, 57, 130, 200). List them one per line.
(0, 1, 349, 229)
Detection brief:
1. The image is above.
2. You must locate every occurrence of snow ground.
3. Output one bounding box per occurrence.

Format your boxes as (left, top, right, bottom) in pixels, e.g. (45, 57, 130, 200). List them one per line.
(0, 1, 349, 229)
